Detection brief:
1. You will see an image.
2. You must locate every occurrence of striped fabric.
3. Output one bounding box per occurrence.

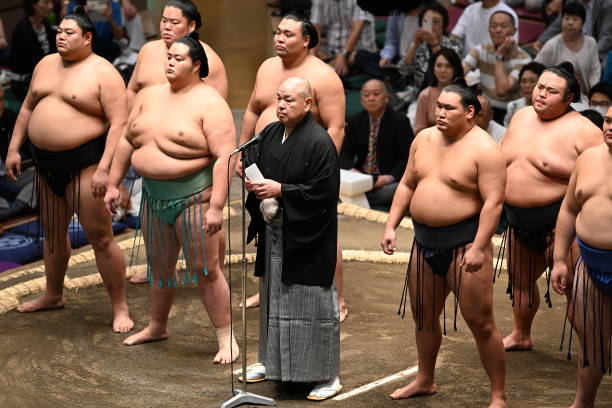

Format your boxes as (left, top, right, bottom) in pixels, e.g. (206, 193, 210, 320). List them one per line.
(463, 43, 532, 109)
(258, 212, 340, 383)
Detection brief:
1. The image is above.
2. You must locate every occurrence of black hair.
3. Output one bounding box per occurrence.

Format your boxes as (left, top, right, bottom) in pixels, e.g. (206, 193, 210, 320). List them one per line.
(23, 0, 40, 17)
(543, 61, 581, 103)
(580, 109, 604, 129)
(430, 47, 463, 87)
(442, 78, 482, 114)
(562, 1, 586, 23)
(519, 61, 545, 81)
(418, 1, 449, 34)
(356, 0, 425, 14)
(164, 0, 202, 30)
(62, 6, 96, 38)
(588, 81, 612, 101)
(174, 31, 209, 77)
(489, 10, 516, 27)
(282, 10, 319, 49)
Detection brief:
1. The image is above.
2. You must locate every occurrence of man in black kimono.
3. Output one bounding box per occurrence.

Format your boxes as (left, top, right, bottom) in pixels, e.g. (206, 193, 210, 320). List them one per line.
(244, 76, 341, 401)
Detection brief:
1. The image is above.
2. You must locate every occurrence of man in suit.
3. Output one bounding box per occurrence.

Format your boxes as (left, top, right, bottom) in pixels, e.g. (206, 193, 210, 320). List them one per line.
(340, 79, 414, 208)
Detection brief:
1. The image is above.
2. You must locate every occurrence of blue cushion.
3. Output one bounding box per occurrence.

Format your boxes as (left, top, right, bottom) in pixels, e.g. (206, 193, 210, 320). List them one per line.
(9, 220, 128, 249)
(0, 232, 43, 264)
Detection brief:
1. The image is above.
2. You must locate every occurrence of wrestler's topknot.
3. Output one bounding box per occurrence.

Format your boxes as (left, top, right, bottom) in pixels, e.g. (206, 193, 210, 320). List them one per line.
(62, 5, 97, 38)
(544, 61, 581, 103)
(282, 11, 319, 49)
(164, 0, 202, 30)
(175, 31, 209, 78)
(442, 78, 482, 114)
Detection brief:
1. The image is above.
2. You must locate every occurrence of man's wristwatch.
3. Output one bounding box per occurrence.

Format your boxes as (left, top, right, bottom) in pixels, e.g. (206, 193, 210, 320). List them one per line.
(495, 53, 505, 61)
(342, 49, 351, 58)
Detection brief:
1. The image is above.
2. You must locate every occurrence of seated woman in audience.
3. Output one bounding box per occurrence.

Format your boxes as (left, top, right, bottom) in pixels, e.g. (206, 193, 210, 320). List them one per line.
(503, 62, 545, 126)
(11, 0, 56, 76)
(413, 47, 463, 134)
(393, 1, 462, 108)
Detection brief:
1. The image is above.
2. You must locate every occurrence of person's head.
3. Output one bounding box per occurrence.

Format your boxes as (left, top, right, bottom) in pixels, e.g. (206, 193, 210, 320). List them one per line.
(475, 94, 492, 130)
(603, 107, 612, 148)
(419, 1, 449, 36)
(275, 12, 318, 59)
(166, 31, 208, 84)
(430, 48, 463, 88)
(23, 0, 53, 19)
(160, 0, 201, 46)
(561, 2, 586, 35)
(588, 82, 612, 108)
(436, 80, 481, 135)
(276, 76, 313, 128)
(488, 11, 516, 47)
(360, 79, 388, 117)
(534, 62, 581, 119)
(57, 7, 95, 60)
(518, 62, 545, 102)
(580, 109, 604, 129)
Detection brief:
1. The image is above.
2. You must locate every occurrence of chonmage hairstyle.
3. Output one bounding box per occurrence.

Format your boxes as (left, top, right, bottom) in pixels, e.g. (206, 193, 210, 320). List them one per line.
(174, 31, 209, 78)
(543, 61, 581, 103)
(281, 10, 319, 49)
(164, 0, 202, 30)
(62, 5, 96, 38)
(442, 78, 482, 114)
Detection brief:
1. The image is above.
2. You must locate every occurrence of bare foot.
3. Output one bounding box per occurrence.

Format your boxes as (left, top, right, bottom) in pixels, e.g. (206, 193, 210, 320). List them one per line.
(489, 399, 507, 408)
(213, 336, 240, 364)
(123, 326, 169, 346)
(129, 269, 148, 284)
(503, 331, 533, 351)
(339, 302, 348, 323)
(389, 380, 437, 399)
(112, 308, 134, 333)
(239, 293, 259, 309)
(17, 294, 65, 313)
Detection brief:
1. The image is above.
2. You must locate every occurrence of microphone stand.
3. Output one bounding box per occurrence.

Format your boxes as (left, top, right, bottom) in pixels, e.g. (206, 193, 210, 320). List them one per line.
(221, 150, 275, 408)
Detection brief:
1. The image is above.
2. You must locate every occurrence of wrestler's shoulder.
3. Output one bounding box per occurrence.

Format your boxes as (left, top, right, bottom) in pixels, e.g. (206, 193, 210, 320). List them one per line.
(140, 39, 164, 53)
(577, 142, 606, 162)
(35, 53, 61, 69)
(88, 54, 125, 78)
(470, 126, 502, 151)
(200, 41, 221, 59)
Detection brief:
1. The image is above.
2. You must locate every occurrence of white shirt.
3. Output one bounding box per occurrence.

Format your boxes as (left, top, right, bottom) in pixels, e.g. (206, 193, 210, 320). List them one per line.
(487, 120, 507, 143)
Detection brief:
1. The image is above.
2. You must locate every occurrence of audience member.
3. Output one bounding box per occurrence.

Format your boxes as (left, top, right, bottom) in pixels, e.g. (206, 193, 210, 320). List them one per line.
(0, 18, 10, 68)
(310, 0, 377, 77)
(413, 48, 464, 134)
(476, 94, 507, 142)
(503, 62, 545, 126)
(505, 0, 544, 13)
(120, 0, 145, 52)
(587, 81, 612, 110)
(394, 2, 462, 108)
(450, 0, 519, 57)
(339, 79, 414, 209)
(67, 0, 126, 62)
(463, 11, 531, 123)
(378, 9, 420, 69)
(534, 2, 600, 94)
(11, 0, 57, 76)
(0, 87, 35, 221)
(580, 108, 604, 128)
(603, 49, 612, 83)
(534, 0, 612, 61)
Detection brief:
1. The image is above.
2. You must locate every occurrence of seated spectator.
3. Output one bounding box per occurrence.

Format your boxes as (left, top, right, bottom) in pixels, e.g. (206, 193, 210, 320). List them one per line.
(0, 87, 35, 221)
(503, 61, 545, 126)
(580, 108, 604, 128)
(393, 2, 463, 108)
(450, 0, 519, 57)
(120, 0, 145, 52)
(463, 11, 532, 123)
(0, 18, 10, 68)
(11, 0, 57, 76)
(413, 47, 464, 134)
(534, 2, 600, 94)
(587, 81, 612, 110)
(310, 0, 377, 77)
(68, 0, 126, 62)
(339, 79, 414, 209)
(505, 0, 544, 13)
(476, 94, 507, 142)
(534, 0, 612, 61)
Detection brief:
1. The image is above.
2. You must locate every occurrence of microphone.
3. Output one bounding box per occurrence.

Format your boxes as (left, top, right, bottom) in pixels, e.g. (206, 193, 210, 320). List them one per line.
(230, 133, 264, 156)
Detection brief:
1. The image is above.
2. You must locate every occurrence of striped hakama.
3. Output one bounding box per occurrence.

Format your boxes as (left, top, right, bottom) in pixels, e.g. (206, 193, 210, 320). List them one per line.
(258, 212, 340, 383)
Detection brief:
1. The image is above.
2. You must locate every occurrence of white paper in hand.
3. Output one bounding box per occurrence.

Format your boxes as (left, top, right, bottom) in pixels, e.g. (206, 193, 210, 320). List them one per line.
(245, 163, 265, 181)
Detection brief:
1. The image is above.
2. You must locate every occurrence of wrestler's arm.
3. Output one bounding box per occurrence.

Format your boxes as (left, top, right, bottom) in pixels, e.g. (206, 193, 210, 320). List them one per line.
(551, 157, 581, 294)
(107, 96, 141, 189)
(92, 63, 129, 197)
(202, 42, 229, 100)
(381, 135, 419, 254)
(126, 44, 150, 108)
(5, 62, 43, 180)
(317, 72, 346, 152)
(202, 94, 237, 235)
(575, 123, 604, 155)
(464, 143, 507, 272)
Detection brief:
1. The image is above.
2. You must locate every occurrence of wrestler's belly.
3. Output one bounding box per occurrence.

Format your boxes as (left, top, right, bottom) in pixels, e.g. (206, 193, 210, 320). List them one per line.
(410, 181, 481, 227)
(575, 199, 612, 250)
(28, 98, 107, 151)
(505, 162, 567, 207)
(131, 144, 213, 180)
